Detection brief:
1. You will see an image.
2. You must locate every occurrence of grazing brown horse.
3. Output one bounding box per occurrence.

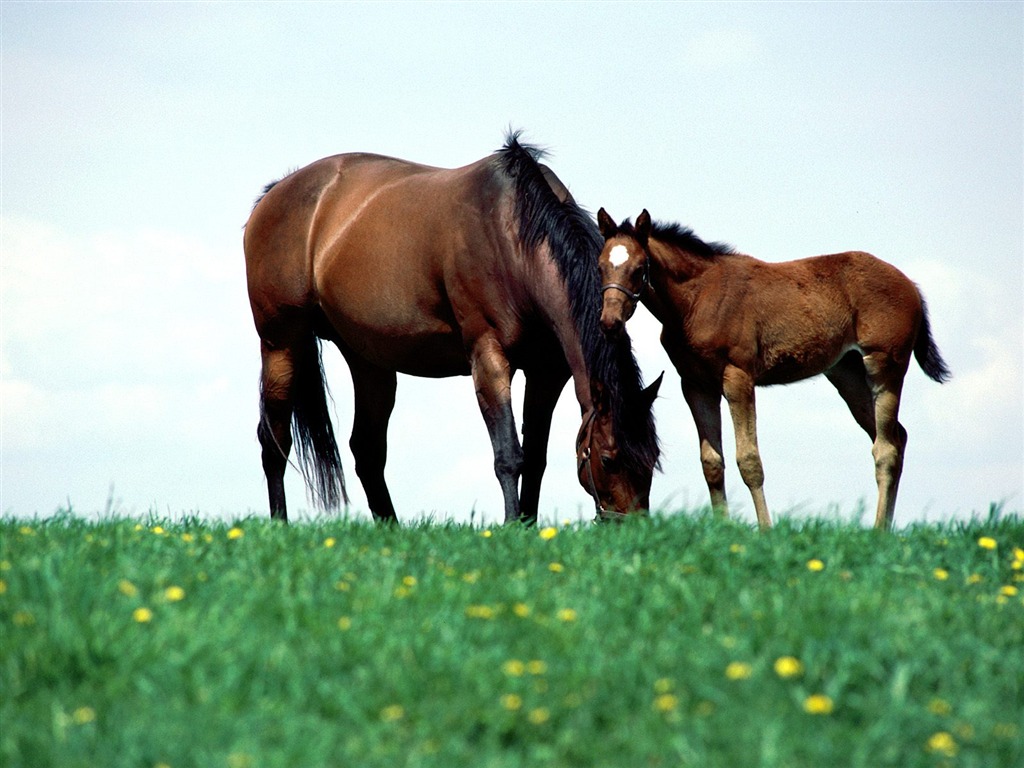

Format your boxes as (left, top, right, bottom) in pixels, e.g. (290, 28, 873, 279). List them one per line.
(242, 135, 660, 524)
(596, 208, 950, 530)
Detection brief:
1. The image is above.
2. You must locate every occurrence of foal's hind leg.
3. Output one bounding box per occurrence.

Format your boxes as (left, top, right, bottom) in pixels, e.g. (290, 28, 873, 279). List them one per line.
(258, 340, 297, 522)
(721, 366, 772, 529)
(863, 353, 909, 530)
(681, 385, 729, 518)
(345, 356, 399, 523)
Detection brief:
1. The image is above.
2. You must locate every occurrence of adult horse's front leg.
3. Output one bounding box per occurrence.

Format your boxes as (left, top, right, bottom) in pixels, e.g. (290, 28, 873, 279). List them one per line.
(470, 334, 524, 523)
(519, 365, 569, 526)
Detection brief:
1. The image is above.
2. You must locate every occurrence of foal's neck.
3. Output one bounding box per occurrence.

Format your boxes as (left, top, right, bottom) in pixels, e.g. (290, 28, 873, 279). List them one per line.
(649, 237, 718, 283)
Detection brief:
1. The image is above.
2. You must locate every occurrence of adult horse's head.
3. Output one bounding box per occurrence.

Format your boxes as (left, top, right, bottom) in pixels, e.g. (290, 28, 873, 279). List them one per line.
(597, 208, 652, 339)
(577, 374, 662, 519)
(499, 137, 661, 519)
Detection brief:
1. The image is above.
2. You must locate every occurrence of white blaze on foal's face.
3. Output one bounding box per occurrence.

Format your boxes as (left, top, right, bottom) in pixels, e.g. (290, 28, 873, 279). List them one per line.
(608, 244, 631, 268)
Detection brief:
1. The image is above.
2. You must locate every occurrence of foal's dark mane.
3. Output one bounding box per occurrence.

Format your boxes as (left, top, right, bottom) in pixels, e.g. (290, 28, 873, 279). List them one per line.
(496, 132, 659, 472)
(618, 219, 736, 259)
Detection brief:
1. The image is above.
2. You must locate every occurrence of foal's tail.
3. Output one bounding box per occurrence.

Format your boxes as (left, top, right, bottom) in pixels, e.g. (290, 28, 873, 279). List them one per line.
(284, 335, 349, 509)
(914, 294, 952, 383)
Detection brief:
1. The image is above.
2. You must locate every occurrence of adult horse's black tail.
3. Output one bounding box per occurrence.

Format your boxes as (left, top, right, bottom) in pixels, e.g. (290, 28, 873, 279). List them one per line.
(262, 334, 349, 510)
(915, 294, 951, 383)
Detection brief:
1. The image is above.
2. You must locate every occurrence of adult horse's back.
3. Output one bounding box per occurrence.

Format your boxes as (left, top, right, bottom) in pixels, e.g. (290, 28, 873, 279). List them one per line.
(244, 135, 660, 523)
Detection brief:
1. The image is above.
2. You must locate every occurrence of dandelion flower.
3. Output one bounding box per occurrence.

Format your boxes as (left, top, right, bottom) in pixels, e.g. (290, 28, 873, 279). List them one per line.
(151, 526, 166, 535)
(513, 603, 530, 618)
(966, 573, 983, 585)
(402, 576, 417, 587)
(548, 563, 564, 573)
(977, 536, 997, 550)
(556, 608, 577, 622)
(502, 659, 526, 677)
(480, 529, 493, 538)
(164, 586, 185, 602)
(725, 662, 752, 680)
(71, 706, 96, 725)
(999, 585, 1018, 597)
(807, 558, 825, 572)
(500, 693, 522, 711)
(337, 616, 352, 631)
(928, 698, 952, 716)
(803, 694, 834, 715)
(380, 704, 404, 722)
(528, 707, 550, 725)
(653, 694, 679, 713)
(466, 605, 495, 619)
(773, 656, 803, 678)
(133, 607, 153, 623)
(118, 580, 138, 597)
(0, 579, 6, 595)
(324, 537, 336, 548)
(926, 731, 957, 757)
(526, 660, 547, 675)
(181, 532, 195, 543)
(729, 543, 745, 554)
(227, 527, 244, 540)
(933, 568, 949, 581)
(539, 527, 558, 540)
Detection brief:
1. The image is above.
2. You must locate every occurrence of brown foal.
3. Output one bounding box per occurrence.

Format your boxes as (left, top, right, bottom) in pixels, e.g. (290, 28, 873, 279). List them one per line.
(596, 208, 950, 530)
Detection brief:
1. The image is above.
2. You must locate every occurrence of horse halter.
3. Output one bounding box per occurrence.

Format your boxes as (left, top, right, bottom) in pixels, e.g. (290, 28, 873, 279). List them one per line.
(575, 409, 629, 523)
(601, 255, 650, 304)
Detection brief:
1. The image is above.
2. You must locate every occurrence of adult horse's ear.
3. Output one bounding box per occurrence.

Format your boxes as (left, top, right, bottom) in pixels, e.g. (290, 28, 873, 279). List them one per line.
(597, 208, 618, 240)
(635, 209, 652, 245)
(642, 371, 664, 408)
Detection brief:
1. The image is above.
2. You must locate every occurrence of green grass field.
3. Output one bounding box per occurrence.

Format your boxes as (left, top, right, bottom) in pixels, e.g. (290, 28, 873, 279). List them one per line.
(2, 508, 1022, 768)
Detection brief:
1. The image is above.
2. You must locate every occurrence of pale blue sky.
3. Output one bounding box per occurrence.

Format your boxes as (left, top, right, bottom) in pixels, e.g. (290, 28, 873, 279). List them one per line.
(2, 2, 1021, 525)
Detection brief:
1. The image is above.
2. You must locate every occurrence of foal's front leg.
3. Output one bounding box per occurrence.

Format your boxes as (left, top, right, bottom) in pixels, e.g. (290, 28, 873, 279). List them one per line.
(681, 385, 729, 517)
(722, 366, 772, 529)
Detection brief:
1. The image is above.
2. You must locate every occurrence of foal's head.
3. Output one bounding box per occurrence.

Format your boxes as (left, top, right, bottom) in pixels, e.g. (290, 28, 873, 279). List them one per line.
(576, 375, 662, 519)
(597, 208, 652, 339)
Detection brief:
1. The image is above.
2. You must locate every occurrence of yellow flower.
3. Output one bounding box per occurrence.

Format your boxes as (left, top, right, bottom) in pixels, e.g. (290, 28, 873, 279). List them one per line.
(0, 579, 6, 595)
(807, 559, 825, 572)
(71, 706, 96, 725)
(977, 536, 997, 550)
(933, 568, 949, 581)
(324, 537, 336, 548)
(999, 585, 1018, 597)
(803, 694, 834, 715)
(402, 576, 417, 587)
(164, 586, 185, 602)
(500, 693, 522, 711)
(181, 532, 195, 543)
(528, 707, 550, 725)
(133, 607, 153, 623)
(151, 526, 165, 535)
(548, 563, 564, 573)
(928, 698, 952, 716)
(481, 529, 493, 538)
(513, 603, 530, 618)
(18, 526, 34, 536)
(966, 573, 983, 585)
(502, 659, 526, 677)
(539, 527, 558, 540)
(337, 616, 352, 631)
(118, 579, 138, 597)
(461, 571, 480, 584)
(926, 731, 957, 757)
(526, 660, 547, 675)
(380, 704, 404, 722)
(466, 605, 495, 619)
(725, 662, 752, 680)
(227, 527, 244, 540)
(653, 693, 679, 713)
(729, 543, 745, 554)
(773, 656, 804, 678)
(556, 608, 577, 622)
(12, 611, 35, 626)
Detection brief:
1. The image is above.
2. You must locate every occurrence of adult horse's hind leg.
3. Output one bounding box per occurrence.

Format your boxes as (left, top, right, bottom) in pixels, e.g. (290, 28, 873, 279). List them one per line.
(258, 340, 297, 522)
(681, 384, 729, 518)
(345, 355, 399, 524)
(722, 366, 772, 529)
(863, 353, 909, 530)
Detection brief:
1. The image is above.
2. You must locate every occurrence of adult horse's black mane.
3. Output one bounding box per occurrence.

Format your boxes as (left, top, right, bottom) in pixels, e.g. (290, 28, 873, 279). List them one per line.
(496, 132, 660, 472)
(617, 218, 736, 259)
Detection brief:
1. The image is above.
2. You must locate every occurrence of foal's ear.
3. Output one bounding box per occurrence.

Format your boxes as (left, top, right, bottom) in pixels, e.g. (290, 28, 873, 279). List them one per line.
(635, 209, 652, 244)
(641, 371, 664, 408)
(597, 208, 618, 240)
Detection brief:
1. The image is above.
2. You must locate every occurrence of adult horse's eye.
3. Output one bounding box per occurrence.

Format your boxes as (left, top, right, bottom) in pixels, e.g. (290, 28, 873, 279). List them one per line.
(600, 454, 619, 472)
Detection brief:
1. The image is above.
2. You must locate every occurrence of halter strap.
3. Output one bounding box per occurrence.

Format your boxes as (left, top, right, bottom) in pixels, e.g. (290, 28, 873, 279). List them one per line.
(600, 256, 650, 303)
(576, 409, 629, 523)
